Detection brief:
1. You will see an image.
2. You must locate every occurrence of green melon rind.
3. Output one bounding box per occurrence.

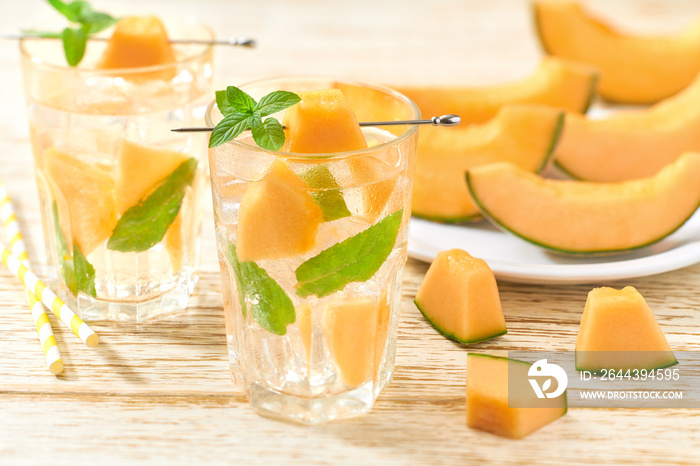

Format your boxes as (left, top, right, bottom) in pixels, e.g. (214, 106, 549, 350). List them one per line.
(413, 111, 564, 224)
(465, 171, 700, 256)
(574, 353, 679, 374)
(414, 299, 507, 345)
(468, 353, 569, 413)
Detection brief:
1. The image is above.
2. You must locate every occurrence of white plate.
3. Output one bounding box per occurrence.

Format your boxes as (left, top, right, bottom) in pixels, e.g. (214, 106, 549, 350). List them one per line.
(407, 210, 700, 284)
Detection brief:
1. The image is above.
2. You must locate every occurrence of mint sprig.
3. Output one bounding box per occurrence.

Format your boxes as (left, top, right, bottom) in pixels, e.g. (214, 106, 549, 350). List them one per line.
(107, 158, 197, 253)
(295, 209, 403, 298)
(25, 0, 118, 66)
(209, 86, 301, 151)
(52, 202, 96, 297)
(73, 243, 96, 297)
(226, 243, 295, 335)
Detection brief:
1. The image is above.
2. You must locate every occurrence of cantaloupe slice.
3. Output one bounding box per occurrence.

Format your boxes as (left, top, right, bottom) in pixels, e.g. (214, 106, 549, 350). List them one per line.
(555, 72, 700, 182)
(576, 286, 677, 372)
(413, 104, 564, 222)
(115, 139, 191, 214)
(373, 289, 391, 379)
(282, 89, 368, 154)
(533, 1, 700, 104)
(164, 213, 184, 271)
(97, 16, 176, 70)
(466, 153, 700, 254)
(236, 161, 323, 262)
(466, 353, 567, 439)
(397, 57, 596, 125)
(43, 148, 118, 255)
(324, 296, 379, 387)
(415, 249, 506, 344)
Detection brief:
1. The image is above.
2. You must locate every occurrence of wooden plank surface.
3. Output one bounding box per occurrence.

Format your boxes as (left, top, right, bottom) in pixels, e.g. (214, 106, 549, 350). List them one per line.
(1, 0, 700, 464)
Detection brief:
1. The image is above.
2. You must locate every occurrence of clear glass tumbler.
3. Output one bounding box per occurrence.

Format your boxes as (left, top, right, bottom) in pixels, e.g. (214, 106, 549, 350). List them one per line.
(207, 77, 419, 423)
(20, 17, 213, 322)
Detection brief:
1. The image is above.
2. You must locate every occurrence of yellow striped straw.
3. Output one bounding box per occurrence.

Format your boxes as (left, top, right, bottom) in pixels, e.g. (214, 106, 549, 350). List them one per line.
(0, 182, 64, 373)
(0, 242, 100, 348)
(0, 182, 29, 264)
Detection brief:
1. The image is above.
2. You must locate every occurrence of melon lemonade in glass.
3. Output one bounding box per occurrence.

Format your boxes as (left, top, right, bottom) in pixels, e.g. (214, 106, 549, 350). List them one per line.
(207, 77, 419, 423)
(21, 15, 213, 321)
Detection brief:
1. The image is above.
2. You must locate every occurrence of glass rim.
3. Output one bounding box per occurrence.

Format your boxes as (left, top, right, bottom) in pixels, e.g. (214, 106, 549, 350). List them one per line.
(19, 15, 215, 75)
(205, 75, 421, 160)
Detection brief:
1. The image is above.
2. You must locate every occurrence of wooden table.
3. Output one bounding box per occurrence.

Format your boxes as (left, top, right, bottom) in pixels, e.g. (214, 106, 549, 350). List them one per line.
(1, 1, 699, 464)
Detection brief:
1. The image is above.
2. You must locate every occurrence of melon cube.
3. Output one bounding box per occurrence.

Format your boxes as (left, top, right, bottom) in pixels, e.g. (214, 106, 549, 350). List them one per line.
(415, 249, 507, 344)
(466, 353, 568, 439)
(97, 16, 176, 70)
(236, 161, 323, 262)
(282, 89, 368, 154)
(43, 148, 118, 255)
(575, 286, 678, 371)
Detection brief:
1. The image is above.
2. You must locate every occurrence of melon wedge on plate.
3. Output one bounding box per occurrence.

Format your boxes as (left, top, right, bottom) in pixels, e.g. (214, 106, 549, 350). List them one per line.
(533, 1, 700, 104)
(556, 72, 700, 182)
(466, 353, 567, 439)
(576, 286, 677, 372)
(398, 57, 596, 124)
(466, 153, 700, 255)
(412, 104, 563, 223)
(415, 249, 506, 344)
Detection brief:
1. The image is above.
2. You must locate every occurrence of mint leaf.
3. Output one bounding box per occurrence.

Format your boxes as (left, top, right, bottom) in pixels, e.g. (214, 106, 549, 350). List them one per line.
(226, 243, 295, 335)
(226, 86, 257, 113)
(62, 26, 87, 66)
(48, 0, 79, 21)
(295, 209, 403, 298)
(73, 243, 96, 297)
(107, 158, 197, 252)
(257, 91, 301, 117)
(216, 90, 234, 116)
(209, 86, 300, 149)
(209, 113, 251, 148)
(251, 117, 286, 151)
(52, 202, 76, 295)
(299, 166, 351, 222)
(80, 11, 117, 35)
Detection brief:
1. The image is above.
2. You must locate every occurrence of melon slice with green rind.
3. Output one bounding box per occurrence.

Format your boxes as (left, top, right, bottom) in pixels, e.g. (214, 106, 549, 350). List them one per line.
(555, 71, 700, 182)
(466, 153, 700, 255)
(467, 353, 567, 439)
(415, 249, 507, 344)
(44, 148, 118, 255)
(533, 1, 700, 104)
(575, 286, 678, 372)
(236, 161, 323, 263)
(398, 57, 597, 124)
(413, 104, 564, 223)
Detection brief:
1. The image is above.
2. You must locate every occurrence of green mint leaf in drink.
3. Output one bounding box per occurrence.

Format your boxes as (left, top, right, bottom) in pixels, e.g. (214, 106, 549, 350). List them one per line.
(211, 86, 300, 149)
(52, 202, 76, 295)
(295, 209, 403, 298)
(256, 91, 301, 117)
(107, 158, 197, 252)
(226, 85, 257, 114)
(299, 165, 351, 222)
(209, 112, 252, 148)
(226, 243, 295, 336)
(215, 90, 235, 116)
(251, 117, 286, 151)
(73, 243, 96, 297)
(39, 0, 118, 66)
(61, 26, 87, 67)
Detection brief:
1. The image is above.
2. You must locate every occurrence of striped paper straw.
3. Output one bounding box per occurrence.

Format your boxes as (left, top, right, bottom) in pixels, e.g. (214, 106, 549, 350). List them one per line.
(0, 182, 64, 373)
(0, 182, 29, 264)
(0, 242, 100, 348)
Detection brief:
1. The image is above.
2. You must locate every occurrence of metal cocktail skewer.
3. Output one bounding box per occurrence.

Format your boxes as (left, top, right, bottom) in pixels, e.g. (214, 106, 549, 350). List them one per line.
(3, 34, 257, 48)
(171, 114, 461, 133)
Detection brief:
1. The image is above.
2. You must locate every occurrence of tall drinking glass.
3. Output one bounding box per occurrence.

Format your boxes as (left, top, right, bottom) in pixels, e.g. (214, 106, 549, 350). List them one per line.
(207, 77, 419, 423)
(21, 17, 213, 322)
